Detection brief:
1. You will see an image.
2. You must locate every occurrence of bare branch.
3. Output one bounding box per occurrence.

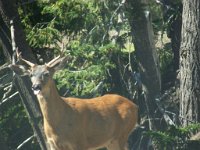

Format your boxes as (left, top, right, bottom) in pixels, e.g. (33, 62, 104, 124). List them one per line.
(16, 135, 35, 150)
(155, 99, 175, 126)
(2, 82, 15, 99)
(0, 92, 19, 106)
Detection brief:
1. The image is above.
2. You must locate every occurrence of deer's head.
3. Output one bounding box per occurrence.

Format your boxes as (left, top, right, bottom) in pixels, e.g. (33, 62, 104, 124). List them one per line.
(10, 55, 67, 95)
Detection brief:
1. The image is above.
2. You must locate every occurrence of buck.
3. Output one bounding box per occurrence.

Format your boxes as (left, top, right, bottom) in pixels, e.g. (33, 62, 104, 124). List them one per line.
(10, 55, 138, 150)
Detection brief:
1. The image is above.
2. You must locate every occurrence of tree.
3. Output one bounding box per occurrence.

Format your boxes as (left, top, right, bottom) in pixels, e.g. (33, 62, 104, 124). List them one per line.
(0, 0, 47, 149)
(3, 0, 197, 149)
(125, 0, 161, 129)
(125, 1, 164, 149)
(179, 0, 200, 126)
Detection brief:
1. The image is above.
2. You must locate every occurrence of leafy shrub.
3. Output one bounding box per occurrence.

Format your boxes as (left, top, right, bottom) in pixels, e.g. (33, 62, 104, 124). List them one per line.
(145, 124, 200, 150)
(54, 42, 119, 98)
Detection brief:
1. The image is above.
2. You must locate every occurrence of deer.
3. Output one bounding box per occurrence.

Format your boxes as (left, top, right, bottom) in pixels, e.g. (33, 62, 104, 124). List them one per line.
(10, 54, 138, 150)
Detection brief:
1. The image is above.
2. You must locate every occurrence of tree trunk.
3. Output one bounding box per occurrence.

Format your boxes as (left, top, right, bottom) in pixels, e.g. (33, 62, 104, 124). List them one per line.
(126, 0, 161, 130)
(125, 1, 162, 149)
(0, 0, 48, 149)
(179, 0, 200, 126)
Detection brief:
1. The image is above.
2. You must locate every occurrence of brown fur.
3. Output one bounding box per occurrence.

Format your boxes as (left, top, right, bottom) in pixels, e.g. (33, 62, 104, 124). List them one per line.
(37, 79, 138, 150)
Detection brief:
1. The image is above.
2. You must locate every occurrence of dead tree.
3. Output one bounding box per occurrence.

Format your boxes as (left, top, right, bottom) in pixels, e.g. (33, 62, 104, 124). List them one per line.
(0, 0, 47, 149)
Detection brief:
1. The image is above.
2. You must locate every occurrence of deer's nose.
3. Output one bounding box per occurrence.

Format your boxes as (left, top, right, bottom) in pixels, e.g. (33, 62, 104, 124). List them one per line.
(32, 84, 42, 91)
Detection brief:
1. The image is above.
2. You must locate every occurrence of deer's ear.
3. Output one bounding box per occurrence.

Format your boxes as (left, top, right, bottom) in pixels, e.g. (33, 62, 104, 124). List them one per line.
(9, 64, 30, 76)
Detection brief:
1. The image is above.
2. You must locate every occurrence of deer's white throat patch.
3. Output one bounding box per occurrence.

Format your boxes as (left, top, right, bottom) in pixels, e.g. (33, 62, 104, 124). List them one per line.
(33, 89, 41, 95)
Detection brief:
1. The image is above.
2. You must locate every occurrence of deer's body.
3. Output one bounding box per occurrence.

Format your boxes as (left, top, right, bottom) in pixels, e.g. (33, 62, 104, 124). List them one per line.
(11, 55, 138, 150)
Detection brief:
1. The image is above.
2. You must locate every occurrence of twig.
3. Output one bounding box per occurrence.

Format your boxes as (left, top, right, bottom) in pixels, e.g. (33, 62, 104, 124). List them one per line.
(16, 135, 35, 150)
(155, 98, 175, 126)
(0, 74, 9, 82)
(0, 92, 19, 106)
(101, 0, 125, 43)
(10, 20, 17, 65)
(2, 82, 14, 99)
(90, 81, 104, 95)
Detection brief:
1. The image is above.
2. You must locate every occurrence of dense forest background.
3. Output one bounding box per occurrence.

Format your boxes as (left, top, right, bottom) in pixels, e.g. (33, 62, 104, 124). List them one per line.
(0, 0, 200, 150)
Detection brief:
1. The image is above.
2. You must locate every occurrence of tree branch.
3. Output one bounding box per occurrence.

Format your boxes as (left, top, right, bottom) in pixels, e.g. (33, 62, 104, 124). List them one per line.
(16, 135, 35, 150)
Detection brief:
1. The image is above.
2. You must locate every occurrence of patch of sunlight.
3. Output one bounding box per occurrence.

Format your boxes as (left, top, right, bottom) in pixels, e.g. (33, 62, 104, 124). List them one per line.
(121, 40, 135, 53)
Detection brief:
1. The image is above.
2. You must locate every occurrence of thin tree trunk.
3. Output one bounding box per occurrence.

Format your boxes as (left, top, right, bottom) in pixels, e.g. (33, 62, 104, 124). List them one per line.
(125, 1, 162, 149)
(0, 0, 48, 149)
(179, 0, 200, 126)
(126, 0, 161, 130)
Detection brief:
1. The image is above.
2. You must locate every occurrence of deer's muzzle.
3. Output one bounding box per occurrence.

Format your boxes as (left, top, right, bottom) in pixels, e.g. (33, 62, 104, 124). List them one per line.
(32, 84, 42, 95)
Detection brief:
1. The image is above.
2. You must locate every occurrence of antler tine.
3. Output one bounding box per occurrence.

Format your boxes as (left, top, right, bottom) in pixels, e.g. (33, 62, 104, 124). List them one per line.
(16, 48, 35, 67)
(47, 41, 66, 67)
(47, 55, 61, 67)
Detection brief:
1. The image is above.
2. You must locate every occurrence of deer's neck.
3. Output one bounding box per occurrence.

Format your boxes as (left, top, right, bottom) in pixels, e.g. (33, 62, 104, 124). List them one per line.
(36, 79, 66, 127)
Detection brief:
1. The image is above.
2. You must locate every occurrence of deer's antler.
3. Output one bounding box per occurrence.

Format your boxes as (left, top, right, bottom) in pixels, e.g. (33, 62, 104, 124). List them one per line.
(16, 48, 35, 67)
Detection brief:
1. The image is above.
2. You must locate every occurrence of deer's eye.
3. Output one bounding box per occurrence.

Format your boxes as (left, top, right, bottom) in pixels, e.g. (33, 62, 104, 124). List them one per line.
(43, 72, 49, 77)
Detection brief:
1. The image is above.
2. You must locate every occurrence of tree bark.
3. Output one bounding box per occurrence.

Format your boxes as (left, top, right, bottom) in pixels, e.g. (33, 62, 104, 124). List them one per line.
(126, 0, 161, 130)
(0, 0, 47, 149)
(125, 1, 162, 149)
(179, 0, 200, 126)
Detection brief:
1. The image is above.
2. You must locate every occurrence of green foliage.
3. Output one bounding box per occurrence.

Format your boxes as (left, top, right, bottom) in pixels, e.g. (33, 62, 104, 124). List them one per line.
(2, 0, 183, 149)
(158, 43, 173, 75)
(54, 42, 118, 98)
(145, 124, 200, 150)
(0, 100, 39, 149)
(27, 21, 61, 48)
(41, 0, 98, 32)
(18, 1, 61, 48)
(149, 0, 163, 33)
(19, 0, 131, 48)
(19, 0, 102, 48)
(18, 0, 134, 98)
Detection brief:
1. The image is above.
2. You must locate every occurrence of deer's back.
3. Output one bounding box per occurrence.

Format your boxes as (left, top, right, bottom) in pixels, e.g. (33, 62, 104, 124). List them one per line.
(63, 94, 138, 137)
(64, 94, 137, 120)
